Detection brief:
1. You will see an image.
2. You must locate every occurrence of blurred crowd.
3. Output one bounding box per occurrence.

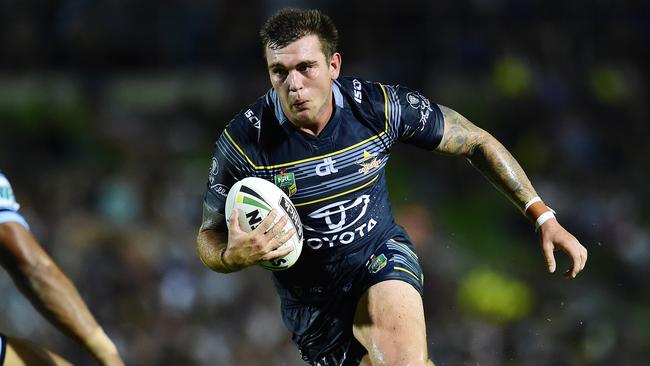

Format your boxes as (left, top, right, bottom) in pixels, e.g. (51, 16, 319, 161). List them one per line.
(0, 0, 648, 365)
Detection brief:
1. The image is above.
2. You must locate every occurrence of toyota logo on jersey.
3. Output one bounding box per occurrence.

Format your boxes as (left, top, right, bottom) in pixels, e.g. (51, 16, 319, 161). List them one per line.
(304, 195, 370, 234)
(303, 195, 378, 249)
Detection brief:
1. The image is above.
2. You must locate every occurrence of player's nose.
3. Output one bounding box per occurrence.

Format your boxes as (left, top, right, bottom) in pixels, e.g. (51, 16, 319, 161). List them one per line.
(287, 70, 304, 92)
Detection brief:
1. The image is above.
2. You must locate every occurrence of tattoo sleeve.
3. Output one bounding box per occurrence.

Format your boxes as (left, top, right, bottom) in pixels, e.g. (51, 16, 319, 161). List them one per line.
(435, 104, 538, 210)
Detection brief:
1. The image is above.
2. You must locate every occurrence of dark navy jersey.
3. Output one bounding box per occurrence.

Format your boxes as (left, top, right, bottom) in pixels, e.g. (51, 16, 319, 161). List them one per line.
(204, 76, 443, 264)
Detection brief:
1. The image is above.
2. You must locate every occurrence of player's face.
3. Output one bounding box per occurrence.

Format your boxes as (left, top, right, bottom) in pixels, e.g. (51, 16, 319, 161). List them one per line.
(265, 34, 341, 130)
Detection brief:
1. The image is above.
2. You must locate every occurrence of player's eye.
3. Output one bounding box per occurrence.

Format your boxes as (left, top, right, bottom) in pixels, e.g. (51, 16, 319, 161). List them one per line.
(297, 65, 309, 72)
(272, 69, 288, 78)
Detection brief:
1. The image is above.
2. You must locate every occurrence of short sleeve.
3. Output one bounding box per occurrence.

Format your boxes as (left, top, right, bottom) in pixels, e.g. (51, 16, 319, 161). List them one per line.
(0, 173, 30, 229)
(385, 85, 445, 150)
(204, 131, 251, 214)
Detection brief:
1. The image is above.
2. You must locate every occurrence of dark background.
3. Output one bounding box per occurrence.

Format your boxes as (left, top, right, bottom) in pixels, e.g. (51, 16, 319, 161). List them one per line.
(1, 0, 648, 365)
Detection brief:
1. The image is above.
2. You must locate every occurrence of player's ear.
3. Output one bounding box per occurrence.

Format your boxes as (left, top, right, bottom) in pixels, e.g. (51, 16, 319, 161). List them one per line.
(329, 52, 341, 79)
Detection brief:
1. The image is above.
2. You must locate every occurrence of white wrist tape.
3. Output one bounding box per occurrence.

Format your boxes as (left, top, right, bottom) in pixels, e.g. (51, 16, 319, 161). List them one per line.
(524, 196, 542, 212)
(535, 210, 556, 231)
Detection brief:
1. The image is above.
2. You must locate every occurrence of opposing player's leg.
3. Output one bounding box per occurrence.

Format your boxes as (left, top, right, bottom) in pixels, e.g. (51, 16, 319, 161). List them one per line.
(3, 337, 72, 366)
(353, 280, 435, 366)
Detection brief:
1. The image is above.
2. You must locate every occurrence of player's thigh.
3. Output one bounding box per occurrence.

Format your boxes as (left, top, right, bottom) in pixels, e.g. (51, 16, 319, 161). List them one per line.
(4, 337, 72, 366)
(352, 279, 428, 364)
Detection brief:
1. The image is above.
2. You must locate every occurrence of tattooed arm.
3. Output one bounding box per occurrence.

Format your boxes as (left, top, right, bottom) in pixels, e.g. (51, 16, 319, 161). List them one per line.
(435, 105, 537, 209)
(435, 105, 588, 278)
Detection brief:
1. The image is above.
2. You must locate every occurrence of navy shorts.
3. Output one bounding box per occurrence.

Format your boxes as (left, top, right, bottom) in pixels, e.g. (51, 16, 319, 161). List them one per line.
(274, 235, 424, 366)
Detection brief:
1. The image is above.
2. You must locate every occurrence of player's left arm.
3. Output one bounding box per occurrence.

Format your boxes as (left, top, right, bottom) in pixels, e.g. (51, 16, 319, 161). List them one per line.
(435, 104, 588, 278)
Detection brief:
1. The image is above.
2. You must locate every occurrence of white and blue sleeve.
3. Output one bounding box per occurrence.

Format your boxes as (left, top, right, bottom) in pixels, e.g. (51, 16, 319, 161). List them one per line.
(0, 173, 30, 229)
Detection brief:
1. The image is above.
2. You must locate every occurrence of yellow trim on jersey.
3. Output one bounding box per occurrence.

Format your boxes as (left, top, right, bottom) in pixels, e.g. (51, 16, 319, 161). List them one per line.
(379, 83, 389, 130)
(394, 266, 421, 283)
(294, 175, 379, 207)
(402, 130, 417, 140)
(388, 239, 419, 259)
(223, 83, 390, 170)
(223, 129, 258, 168)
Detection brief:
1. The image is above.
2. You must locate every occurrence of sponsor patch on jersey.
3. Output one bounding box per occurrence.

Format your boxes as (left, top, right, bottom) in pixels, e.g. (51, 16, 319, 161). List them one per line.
(353, 79, 363, 103)
(244, 109, 261, 129)
(211, 184, 229, 198)
(208, 158, 229, 197)
(315, 157, 338, 176)
(356, 150, 381, 175)
(303, 195, 378, 250)
(405, 91, 433, 131)
(367, 253, 387, 273)
(210, 157, 219, 176)
(274, 171, 297, 197)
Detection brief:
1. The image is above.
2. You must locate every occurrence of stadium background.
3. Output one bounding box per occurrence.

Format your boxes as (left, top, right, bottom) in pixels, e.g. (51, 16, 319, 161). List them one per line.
(0, 0, 648, 365)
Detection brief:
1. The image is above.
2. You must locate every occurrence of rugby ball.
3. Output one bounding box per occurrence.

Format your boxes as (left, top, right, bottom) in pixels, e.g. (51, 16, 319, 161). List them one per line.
(225, 177, 303, 271)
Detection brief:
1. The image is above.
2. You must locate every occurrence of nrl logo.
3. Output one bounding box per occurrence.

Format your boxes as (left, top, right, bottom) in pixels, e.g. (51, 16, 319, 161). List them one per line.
(367, 253, 388, 273)
(356, 150, 381, 175)
(274, 170, 297, 197)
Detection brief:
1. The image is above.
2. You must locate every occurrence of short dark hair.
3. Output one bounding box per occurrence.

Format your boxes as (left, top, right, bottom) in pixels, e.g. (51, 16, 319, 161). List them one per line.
(260, 8, 339, 59)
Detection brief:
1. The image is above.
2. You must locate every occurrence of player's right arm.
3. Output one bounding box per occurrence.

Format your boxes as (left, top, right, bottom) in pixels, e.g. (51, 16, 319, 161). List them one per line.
(196, 127, 294, 273)
(0, 222, 124, 366)
(197, 201, 295, 273)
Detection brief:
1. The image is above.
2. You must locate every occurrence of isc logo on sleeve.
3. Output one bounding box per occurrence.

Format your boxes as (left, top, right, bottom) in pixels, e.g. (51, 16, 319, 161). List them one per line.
(353, 79, 363, 103)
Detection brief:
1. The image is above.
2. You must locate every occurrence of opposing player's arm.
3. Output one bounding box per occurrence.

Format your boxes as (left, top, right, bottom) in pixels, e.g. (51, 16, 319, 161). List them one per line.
(0, 222, 123, 366)
(434, 105, 587, 278)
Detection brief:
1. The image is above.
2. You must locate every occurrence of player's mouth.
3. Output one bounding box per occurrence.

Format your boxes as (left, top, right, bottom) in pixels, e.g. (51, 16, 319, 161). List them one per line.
(292, 100, 308, 110)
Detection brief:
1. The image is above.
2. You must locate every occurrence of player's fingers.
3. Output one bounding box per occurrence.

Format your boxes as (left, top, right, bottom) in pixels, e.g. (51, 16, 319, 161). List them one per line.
(264, 214, 289, 239)
(542, 241, 556, 273)
(256, 209, 278, 233)
(260, 242, 294, 261)
(580, 247, 588, 271)
(271, 227, 295, 250)
(566, 245, 582, 279)
(575, 246, 587, 275)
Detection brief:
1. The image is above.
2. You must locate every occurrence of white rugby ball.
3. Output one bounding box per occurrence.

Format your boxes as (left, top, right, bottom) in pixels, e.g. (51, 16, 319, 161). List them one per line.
(225, 177, 303, 271)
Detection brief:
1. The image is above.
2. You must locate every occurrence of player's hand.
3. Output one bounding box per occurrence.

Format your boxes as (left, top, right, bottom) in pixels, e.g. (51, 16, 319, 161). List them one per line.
(538, 219, 588, 278)
(223, 208, 296, 270)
